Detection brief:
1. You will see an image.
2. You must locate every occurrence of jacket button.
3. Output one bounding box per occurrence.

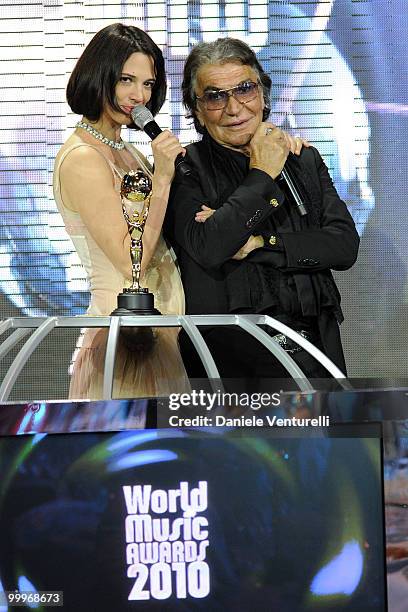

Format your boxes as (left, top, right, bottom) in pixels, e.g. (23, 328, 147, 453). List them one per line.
(297, 258, 319, 266)
(270, 198, 279, 207)
(269, 235, 277, 246)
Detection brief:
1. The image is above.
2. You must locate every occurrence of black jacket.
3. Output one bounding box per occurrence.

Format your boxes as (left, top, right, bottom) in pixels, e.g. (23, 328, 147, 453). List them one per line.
(164, 139, 359, 371)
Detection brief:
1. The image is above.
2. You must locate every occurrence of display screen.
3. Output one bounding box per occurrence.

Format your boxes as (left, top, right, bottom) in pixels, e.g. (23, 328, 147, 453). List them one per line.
(0, 0, 407, 397)
(0, 429, 385, 610)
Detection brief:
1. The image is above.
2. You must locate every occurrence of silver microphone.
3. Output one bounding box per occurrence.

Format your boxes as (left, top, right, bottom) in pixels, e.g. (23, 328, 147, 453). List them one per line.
(281, 161, 307, 216)
(131, 106, 191, 176)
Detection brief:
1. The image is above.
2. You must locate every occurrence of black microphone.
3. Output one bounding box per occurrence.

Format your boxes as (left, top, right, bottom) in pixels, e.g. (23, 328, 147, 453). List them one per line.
(131, 105, 191, 177)
(279, 154, 307, 216)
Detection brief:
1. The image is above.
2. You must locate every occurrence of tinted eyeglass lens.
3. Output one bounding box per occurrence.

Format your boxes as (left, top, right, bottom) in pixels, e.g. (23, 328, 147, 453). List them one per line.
(205, 91, 228, 110)
(204, 81, 258, 110)
(234, 81, 258, 101)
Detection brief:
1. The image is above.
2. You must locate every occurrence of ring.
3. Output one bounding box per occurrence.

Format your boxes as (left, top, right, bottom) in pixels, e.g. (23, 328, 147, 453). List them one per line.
(265, 127, 274, 135)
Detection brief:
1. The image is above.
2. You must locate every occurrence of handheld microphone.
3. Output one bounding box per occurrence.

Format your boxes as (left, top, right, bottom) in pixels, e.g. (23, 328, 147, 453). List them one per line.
(280, 158, 307, 217)
(131, 105, 191, 177)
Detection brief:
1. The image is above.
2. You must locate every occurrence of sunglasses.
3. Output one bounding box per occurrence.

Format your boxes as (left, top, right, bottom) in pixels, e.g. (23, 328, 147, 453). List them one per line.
(196, 80, 260, 111)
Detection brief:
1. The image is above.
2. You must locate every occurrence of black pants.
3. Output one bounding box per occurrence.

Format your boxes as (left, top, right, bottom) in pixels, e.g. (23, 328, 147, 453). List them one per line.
(178, 325, 331, 393)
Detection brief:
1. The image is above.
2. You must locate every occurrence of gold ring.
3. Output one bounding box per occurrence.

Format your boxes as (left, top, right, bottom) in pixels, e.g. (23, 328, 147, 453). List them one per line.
(265, 127, 274, 135)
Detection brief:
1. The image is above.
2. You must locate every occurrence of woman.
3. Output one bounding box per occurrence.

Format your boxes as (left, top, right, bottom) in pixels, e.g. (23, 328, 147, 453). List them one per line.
(53, 23, 189, 398)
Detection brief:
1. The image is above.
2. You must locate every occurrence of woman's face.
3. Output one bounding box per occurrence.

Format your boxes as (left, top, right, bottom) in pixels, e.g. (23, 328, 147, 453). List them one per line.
(104, 52, 156, 127)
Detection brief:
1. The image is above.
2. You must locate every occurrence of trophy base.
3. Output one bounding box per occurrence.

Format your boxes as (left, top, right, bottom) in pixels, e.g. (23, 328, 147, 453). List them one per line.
(111, 289, 161, 316)
(110, 290, 160, 354)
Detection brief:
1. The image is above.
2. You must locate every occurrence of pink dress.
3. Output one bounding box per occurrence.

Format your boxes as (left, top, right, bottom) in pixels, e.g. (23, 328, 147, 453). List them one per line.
(53, 132, 189, 399)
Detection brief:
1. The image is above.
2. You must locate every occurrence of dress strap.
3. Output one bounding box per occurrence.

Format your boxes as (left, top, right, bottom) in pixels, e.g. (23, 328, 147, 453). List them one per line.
(54, 142, 118, 196)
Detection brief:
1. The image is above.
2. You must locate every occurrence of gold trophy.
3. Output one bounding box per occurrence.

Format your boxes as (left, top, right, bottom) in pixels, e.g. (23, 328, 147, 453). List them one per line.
(111, 170, 160, 351)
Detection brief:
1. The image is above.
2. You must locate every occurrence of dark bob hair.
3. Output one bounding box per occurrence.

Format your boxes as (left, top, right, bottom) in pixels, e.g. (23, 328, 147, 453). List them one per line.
(182, 37, 271, 134)
(67, 23, 166, 126)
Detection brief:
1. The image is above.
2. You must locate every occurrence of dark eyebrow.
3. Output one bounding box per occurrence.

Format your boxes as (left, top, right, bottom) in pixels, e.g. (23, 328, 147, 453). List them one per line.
(120, 72, 156, 82)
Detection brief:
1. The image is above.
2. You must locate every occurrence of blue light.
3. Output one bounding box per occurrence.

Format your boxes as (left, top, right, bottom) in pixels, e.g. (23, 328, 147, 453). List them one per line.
(17, 576, 39, 609)
(107, 449, 178, 472)
(16, 404, 47, 435)
(32, 433, 47, 445)
(107, 430, 185, 453)
(310, 540, 363, 596)
(31, 404, 46, 426)
(107, 431, 160, 452)
(0, 579, 7, 612)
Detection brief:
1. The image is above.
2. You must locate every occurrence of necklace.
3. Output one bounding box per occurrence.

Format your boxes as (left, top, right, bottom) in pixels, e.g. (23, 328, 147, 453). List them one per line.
(75, 121, 125, 150)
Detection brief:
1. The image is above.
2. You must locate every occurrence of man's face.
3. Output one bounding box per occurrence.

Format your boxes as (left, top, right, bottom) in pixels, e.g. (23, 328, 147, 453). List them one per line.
(195, 62, 265, 150)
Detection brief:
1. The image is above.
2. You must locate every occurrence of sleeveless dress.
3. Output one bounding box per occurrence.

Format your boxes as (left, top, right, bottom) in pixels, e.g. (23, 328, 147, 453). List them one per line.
(53, 132, 189, 399)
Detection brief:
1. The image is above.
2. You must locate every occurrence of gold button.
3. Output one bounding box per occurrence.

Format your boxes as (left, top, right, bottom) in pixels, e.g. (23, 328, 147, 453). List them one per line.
(269, 235, 277, 246)
(270, 198, 279, 207)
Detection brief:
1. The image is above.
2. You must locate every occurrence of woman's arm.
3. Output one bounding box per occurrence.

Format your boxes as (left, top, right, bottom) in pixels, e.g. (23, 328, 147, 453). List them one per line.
(59, 132, 185, 280)
(140, 130, 185, 273)
(59, 145, 133, 279)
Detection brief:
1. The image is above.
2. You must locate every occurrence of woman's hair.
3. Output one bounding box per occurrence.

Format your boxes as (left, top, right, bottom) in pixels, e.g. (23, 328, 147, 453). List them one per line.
(182, 37, 271, 134)
(67, 23, 166, 125)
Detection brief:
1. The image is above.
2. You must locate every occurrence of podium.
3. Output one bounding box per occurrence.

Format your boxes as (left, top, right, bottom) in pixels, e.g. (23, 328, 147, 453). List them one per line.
(0, 314, 349, 402)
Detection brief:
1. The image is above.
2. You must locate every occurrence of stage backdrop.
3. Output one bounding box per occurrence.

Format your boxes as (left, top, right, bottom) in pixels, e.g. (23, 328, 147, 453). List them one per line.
(0, 0, 407, 398)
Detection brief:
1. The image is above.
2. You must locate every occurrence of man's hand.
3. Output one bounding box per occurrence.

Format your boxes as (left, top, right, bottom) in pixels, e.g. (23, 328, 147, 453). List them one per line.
(232, 235, 264, 260)
(194, 206, 264, 260)
(249, 122, 291, 179)
(195, 204, 215, 223)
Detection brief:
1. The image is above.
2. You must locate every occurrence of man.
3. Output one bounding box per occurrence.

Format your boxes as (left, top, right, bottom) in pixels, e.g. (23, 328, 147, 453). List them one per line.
(164, 38, 359, 383)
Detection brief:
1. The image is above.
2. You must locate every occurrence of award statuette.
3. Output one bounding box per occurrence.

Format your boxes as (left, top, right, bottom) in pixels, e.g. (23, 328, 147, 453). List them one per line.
(111, 170, 160, 352)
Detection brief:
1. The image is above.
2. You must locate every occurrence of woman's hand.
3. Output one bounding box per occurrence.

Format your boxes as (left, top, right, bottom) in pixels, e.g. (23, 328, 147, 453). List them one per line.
(271, 128, 310, 156)
(151, 130, 186, 185)
(285, 132, 310, 156)
(232, 235, 264, 260)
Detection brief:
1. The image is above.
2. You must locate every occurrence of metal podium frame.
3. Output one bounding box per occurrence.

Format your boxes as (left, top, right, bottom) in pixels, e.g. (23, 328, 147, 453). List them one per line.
(0, 314, 351, 401)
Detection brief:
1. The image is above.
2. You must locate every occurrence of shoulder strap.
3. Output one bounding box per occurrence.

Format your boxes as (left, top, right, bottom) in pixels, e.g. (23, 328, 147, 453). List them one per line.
(54, 142, 117, 195)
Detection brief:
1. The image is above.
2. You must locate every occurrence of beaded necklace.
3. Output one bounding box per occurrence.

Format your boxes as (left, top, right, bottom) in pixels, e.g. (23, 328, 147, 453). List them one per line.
(76, 120, 125, 150)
